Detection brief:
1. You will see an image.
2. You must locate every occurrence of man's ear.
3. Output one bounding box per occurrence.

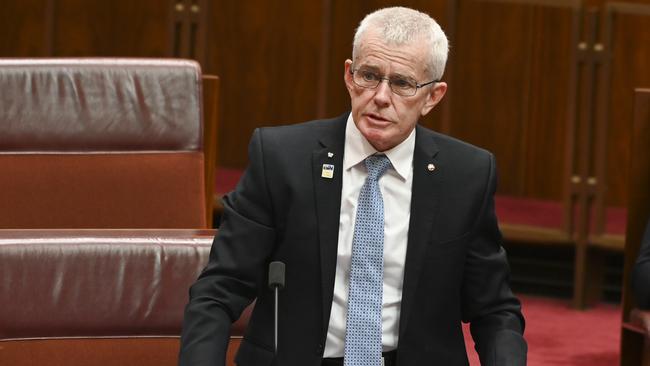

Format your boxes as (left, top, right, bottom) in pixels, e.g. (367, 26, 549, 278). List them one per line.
(421, 82, 447, 116)
(344, 59, 354, 93)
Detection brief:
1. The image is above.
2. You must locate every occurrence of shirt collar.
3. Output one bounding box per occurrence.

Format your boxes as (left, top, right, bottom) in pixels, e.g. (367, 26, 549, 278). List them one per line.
(343, 113, 415, 181)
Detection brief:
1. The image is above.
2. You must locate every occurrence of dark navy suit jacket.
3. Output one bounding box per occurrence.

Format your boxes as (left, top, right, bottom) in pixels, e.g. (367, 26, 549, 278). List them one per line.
(179, 113, 527, 366)
(633, 218, 650, 309)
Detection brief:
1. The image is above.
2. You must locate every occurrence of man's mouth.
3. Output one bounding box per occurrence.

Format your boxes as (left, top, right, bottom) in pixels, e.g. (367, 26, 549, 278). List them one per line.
(365, 113, 391, 124)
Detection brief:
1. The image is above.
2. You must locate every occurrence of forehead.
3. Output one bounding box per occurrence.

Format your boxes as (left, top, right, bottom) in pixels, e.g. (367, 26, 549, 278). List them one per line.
(355, 31, 428, 77)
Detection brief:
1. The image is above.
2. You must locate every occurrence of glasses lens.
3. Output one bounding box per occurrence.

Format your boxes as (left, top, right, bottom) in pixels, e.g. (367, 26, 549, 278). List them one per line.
(353, 69, 380, 88)
(351, 68, 419, 96)
(389, 77, 417, 96)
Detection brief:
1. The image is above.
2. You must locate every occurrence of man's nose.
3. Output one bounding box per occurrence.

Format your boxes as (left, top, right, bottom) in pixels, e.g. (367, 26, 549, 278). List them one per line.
(373, 79, 392, 105)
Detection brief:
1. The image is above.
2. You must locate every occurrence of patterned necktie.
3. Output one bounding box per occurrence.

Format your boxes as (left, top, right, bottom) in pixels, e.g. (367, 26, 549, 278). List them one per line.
(344, 154, 392, 366)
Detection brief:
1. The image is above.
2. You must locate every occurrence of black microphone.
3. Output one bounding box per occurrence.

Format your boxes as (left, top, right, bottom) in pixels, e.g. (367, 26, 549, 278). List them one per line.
(268, 261, 285, 355)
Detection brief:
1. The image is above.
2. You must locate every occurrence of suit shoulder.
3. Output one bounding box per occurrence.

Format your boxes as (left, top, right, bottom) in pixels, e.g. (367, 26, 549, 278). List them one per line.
(425, 128, 494, 162)
(257, 114, 346, 141)
(251, 114, 347, 158)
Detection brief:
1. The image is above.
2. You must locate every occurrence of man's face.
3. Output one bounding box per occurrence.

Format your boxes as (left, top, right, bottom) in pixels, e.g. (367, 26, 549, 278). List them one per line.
(344, 30, 447, 152)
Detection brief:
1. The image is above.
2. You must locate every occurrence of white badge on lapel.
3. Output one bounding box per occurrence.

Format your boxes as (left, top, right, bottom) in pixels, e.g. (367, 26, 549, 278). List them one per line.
(321, 164, 334, 179)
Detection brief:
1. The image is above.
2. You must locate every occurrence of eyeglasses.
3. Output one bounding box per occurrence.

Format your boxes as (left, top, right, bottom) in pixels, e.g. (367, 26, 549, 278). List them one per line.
(349, 67, 438, 97)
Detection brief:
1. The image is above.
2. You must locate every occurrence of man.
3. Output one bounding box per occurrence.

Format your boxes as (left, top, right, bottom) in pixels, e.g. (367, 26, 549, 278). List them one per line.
(179, 7, 526, 366)
(633, 218, 650, 309)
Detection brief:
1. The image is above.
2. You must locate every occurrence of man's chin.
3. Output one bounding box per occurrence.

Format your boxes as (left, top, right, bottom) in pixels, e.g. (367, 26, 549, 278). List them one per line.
(363, 132, 392, 151)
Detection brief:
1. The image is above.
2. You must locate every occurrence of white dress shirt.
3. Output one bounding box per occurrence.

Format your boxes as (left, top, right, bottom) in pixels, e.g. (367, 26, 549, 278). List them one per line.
(323, 114, 415, 357)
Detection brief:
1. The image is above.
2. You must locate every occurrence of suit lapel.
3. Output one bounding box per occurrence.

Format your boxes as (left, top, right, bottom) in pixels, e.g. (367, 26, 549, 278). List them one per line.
(312, 114, 347, 334)
(398, 125, 441, 338)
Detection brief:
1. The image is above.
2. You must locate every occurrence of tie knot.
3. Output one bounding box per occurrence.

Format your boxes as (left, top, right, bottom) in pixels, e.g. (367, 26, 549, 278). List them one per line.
(365, 154, 391, 181)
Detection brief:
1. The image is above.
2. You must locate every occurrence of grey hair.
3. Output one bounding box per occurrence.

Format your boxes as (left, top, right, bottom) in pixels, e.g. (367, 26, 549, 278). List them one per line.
(352, 7, 449, 81)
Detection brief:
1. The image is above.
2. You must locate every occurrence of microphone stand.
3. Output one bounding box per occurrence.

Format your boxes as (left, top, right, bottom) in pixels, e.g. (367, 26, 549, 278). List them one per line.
(274, 283, 279, 353)
(268, 261, 285, 355)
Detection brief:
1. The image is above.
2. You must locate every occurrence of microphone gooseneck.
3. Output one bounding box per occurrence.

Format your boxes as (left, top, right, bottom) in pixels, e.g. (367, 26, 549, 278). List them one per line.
(268, 261, 286, 355)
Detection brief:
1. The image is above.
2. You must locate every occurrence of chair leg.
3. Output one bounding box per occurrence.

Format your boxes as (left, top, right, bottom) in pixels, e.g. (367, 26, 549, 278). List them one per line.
(573, 244, 605, 309)
(620, 329, 647, 366)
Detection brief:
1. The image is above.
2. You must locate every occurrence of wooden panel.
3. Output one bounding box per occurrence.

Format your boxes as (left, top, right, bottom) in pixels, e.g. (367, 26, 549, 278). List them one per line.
(325, 0, 453, 134)
(597, 3, 650, 208)
(170, 0, 208, 64)
(450, 0, 578, 199)
(203, 75, 220, 226)
(585, 0, 650, 6)
(521, 4, 578, 199)
(52, 0, 172, 57)
(0, 338, 183, 366)
(0, 0, 50, 56)
(451, 1, 529, 196)
(205, 1, 325, 168)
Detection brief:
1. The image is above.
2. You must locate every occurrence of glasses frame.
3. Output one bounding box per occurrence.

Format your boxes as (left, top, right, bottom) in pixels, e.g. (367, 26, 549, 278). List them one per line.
(349, 67, 439, 97)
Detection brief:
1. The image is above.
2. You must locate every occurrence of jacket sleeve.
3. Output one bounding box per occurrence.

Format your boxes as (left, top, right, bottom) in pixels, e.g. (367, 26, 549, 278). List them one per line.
(633, 218, 650, 309)
(462, 154, 527, 366)
(178, 128, 277, 366)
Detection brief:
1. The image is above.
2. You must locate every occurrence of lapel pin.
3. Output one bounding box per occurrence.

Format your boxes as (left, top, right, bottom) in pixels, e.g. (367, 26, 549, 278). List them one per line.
(321, 164, 334, 179)
(327, 152, 334, 158)
(427, 163, 436, 172)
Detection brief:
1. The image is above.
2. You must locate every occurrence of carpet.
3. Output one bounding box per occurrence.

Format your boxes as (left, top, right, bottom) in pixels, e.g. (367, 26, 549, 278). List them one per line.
(463, 295, 621, 365)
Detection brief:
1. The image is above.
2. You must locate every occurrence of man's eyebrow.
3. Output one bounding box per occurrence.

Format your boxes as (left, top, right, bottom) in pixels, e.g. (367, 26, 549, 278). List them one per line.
(356, 63, 418, 80)
(357, 64, 380, 71)
(389, 72, 417, 81)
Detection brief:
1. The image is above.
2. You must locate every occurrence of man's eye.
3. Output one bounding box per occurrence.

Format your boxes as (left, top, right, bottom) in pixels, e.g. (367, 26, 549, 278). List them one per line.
(361, 71, 379, 82)
(391, 78, 414, 89)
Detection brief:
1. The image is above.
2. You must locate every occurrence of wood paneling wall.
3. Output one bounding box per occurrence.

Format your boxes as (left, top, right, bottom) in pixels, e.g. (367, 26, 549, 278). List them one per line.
(204, 1, 328, 168)
(52, 0, 172, 57)
(2, 0, 650, 308)
(1, 0, 648, 172)
(202, 0, 454, 168)
(0, 0, 174, 57)
(1, 0, 649, 236)
(0, 0, 50, 56)
(594, 3, 650, 211)
(0, 0, 213, 57)
(450, 1, 580, 201)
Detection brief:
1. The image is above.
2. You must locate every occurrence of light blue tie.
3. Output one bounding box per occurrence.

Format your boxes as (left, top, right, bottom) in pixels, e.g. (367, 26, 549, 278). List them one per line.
(344, 154, 392, 366)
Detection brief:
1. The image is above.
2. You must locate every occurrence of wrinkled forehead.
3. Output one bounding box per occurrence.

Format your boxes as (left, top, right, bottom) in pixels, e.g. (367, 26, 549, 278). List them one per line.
(354, 31, 430, 77)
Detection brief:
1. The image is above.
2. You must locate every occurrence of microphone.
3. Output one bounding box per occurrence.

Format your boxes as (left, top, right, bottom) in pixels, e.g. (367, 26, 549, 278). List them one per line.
(268, 261, 285, 355)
